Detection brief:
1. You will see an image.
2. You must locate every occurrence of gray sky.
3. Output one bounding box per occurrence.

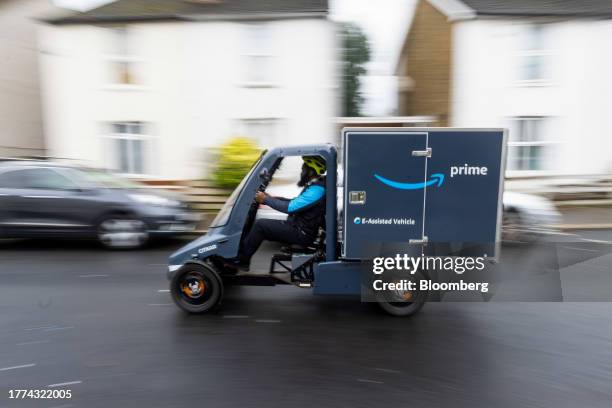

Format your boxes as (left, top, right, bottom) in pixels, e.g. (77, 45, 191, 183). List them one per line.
(54, 0, 415, 116)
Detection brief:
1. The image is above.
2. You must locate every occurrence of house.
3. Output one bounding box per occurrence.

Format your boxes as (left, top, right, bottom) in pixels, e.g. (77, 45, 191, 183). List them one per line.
(0, 0, 64, 157)
(39, 0, 337, 180)
(397, 0, 612, 175)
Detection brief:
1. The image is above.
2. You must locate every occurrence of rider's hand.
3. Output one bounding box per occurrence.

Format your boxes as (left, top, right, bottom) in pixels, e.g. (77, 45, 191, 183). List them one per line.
(255, 191, 266, 204)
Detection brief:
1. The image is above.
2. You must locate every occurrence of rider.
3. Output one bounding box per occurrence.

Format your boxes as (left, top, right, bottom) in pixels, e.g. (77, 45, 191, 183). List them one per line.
(232, 156, 326, 271)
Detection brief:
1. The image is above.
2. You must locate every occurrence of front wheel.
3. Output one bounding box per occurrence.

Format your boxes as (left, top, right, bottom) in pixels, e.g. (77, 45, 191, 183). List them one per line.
(171, 263, 223, 314)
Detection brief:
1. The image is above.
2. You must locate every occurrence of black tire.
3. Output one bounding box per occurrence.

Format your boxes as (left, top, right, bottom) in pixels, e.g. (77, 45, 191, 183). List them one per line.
(502, 209, 535, 244)
(97, 215, 149, 249)
(170, 263, 223, 314)
(375, 271, 427, 317)
(377, 295, 426, 317)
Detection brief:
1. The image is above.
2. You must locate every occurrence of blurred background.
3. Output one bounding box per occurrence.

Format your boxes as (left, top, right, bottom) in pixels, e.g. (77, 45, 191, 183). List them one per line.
(2, 0, 611, 242)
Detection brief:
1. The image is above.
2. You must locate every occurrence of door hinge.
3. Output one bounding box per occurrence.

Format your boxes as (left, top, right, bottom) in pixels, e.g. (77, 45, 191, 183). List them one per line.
(412, 148, 432, 158)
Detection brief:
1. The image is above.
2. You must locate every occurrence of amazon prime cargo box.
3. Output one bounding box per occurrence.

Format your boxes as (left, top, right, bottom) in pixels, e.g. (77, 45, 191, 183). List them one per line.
(341, 128, 507, 259)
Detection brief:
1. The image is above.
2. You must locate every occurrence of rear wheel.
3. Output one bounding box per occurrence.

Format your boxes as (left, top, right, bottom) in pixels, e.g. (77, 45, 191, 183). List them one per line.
(376, 271, 427, 317)
(171, 263, 223, 314)
(97, 216, 148, 249)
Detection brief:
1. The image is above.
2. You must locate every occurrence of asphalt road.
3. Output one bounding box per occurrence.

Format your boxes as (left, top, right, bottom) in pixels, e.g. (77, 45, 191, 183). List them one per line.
(1, 232, 612, 408)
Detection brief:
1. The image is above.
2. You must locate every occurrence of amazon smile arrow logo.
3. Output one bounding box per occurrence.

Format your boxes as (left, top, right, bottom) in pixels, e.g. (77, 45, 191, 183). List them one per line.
(374, 173, 445, 190)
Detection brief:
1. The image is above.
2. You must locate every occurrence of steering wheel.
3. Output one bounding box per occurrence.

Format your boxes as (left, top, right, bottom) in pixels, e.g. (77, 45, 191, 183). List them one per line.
(252, 168, 271, 202)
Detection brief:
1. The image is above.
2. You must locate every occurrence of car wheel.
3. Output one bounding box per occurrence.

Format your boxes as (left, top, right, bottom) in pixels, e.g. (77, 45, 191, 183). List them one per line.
(170, 263, 223, 314)
(375, 271, 427, 317)
(502, 209, 532, 244)
(97, 216, 148, 249)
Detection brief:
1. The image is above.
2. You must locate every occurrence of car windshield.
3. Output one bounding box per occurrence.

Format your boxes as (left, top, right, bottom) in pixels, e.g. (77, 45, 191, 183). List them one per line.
(209, 152, 265, 228)
(70, 168, 145, 189)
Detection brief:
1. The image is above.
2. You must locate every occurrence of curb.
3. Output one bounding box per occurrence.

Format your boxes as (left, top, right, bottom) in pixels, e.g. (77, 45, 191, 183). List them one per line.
(555, 224, 612, 231)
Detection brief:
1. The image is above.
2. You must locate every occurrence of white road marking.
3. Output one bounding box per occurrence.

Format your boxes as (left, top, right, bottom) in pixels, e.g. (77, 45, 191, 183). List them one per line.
(543, 231, 578, 237)
(44, 326, 74, 332)
(255, 319, 282, 323)
(579, 238, 612, 245)
(24, 326, 54, 331)
(222, 315, 249, 319)
(562, 246, 600, 253)
(17, 340, 50, 346)
(157, 289, 170, 293)
(47, 380, 82, 388)
(79, 274, 109, 278)
(373, 368, 401, 374)
(0, 363, 36, 372)
(147, 303, 172, 306)
(356, 378, 384, 384)
(49, 404, 75, 408)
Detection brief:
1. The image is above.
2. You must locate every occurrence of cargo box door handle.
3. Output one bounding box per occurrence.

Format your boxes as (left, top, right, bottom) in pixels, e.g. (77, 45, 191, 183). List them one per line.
(412, 148, 432, 158)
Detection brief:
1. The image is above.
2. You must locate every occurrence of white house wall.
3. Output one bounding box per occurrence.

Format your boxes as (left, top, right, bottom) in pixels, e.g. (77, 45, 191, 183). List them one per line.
(451, 18, 612, 175)
(39, 18, 337, 180)
(0, 0, 55, 157)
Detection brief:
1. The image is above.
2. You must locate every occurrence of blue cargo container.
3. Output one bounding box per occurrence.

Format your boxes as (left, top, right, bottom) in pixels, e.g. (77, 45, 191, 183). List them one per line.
(343, 128, 507, 259)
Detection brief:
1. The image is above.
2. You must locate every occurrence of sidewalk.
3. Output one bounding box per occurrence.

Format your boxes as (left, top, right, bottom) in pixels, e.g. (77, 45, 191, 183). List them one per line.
(556, 206, 612, 230)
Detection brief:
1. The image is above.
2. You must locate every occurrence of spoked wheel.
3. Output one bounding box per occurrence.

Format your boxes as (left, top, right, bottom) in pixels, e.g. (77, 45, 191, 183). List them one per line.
(376, 272, 427, 317)
(97, 217, 148, 249)
(171, 263, 223, 314)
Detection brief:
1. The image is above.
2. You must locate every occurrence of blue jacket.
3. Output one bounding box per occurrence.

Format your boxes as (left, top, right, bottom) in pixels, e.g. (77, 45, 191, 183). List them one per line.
(263, 177, 326, 238)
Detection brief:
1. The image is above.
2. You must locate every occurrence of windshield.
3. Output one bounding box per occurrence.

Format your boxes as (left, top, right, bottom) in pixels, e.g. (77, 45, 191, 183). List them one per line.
(209, 153, 265, 228)
(70, 168, 145, 189)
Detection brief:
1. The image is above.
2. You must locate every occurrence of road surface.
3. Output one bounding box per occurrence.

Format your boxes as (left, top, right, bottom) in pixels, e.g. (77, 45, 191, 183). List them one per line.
(1, 232, 612, 407)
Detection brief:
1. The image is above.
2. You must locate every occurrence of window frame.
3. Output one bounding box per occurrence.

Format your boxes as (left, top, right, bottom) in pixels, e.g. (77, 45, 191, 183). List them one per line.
(515, 24, 552, 86)
(507, 117, 558, 173)
(102, 26, 145, 89)
(240, 23, 277, 87)
(236, 118, 282, 147)
(0, 167, 79, 191)
(106, 122, 152, 177)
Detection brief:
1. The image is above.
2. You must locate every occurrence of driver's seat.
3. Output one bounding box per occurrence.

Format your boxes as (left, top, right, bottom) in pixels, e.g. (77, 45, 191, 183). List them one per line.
(280, 227, 325, 255)
(269, 227, 325, 283)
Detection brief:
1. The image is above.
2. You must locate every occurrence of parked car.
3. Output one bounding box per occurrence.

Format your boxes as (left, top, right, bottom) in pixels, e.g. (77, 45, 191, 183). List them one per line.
(0, 161, 199, 249)
(257, 182, 561, 244)
(501, 191, 561, 243)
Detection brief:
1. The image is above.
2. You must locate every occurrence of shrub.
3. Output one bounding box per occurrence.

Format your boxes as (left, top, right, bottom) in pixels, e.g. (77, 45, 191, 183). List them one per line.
(211, 137, 261, 188)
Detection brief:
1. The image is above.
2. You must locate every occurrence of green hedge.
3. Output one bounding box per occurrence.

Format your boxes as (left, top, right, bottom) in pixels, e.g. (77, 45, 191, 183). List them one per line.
(211, 137, 261, 189)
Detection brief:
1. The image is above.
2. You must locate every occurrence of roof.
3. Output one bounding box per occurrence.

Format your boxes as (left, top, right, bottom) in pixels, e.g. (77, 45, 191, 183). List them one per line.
(429, 0, 612, 20)
(463, 0, 612, 17)
(45, 0, 328, 24)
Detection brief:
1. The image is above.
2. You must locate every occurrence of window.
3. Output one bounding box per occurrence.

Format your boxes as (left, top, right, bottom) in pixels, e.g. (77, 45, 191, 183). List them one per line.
(518, 25, 548, 82)
(508, 118, 547, 171)
(238, 118, 280, 147)
(110, 27, 131, 56)
(0, 170, 25, 188)
(243, 24, 274, 85)
(0, 168, 78, 190)
(108, 122, 148, 175)
(107, 27, 139, 85)
(111, 61, 137, 85)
